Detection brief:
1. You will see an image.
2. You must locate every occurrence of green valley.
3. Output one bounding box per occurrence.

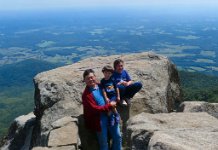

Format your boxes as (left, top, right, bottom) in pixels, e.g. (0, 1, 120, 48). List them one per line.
(0, 59, 61, 137)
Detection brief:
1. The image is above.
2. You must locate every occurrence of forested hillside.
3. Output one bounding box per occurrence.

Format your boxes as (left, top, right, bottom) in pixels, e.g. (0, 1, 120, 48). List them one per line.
(179, 71, 218, 103)
(0, 59, 61, 137)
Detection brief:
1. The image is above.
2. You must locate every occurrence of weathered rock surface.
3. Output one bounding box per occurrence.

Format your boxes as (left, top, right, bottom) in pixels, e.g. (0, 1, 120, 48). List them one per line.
(48, 122, 78, 147)
(30, 52, 181, 149)
(1, 113, 36, 150)
(32, 145, 76, 150)
(51, 116, 77, 129)
(127, 112, 218, 150)
(149, 130, 218, 150)
(1, 52, 182, 150)
(178, 101, 218, 119)
(2, 52, 218, 150)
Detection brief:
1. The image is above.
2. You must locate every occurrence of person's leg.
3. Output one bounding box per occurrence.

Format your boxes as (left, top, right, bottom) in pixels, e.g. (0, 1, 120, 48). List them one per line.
(109, 112, 115, 127)
(112, 107, 118, 114)
(117, 85, 128, 106)
(125, 82, 142, 98)
(109, 96, 120, 124)
(114, 110, 120, 124)
(97, 114, 109, 150)
(117, 84, 126, 100)
(108, 123, 122, 150)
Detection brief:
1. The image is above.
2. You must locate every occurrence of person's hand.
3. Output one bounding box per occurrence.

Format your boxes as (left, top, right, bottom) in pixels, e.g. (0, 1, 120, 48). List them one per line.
(119, 81, 129, 86)
(110, 101, 117, 108)
(116, 97, 120, 102)
(117, 81, 122, 85)
(122, 81, 129, 86)
(117, 81, 126, 86)
(123, 81, 132, 86)
(106, 98, 110, 104)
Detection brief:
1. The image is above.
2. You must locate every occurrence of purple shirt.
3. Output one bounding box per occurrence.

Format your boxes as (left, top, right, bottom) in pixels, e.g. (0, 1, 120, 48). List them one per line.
(112, 70, 131, 85)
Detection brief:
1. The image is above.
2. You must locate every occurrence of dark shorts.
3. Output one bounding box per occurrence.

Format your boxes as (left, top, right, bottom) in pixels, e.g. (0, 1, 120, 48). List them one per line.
(109, 96, 117, 102)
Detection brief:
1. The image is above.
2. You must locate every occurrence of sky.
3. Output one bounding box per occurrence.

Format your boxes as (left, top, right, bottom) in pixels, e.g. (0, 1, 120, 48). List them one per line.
(0, 0, 218, 11)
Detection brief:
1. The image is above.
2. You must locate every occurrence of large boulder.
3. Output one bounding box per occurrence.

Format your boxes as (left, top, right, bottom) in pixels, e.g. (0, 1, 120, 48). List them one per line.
(0, 52, 181, 150)
(1, 113, 36, 150)
(149, 130, 218, 150)
(126, 112, 218, 150)
(31, 52, 181, 149)
(178, 101, 218, 119)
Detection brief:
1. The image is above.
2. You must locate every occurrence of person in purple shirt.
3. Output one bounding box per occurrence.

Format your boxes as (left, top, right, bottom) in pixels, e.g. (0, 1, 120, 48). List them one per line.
(112, 59, 142, 106)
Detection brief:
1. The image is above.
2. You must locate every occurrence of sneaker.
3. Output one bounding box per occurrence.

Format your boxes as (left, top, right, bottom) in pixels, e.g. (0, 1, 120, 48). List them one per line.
(125, 98, 132, 106)
(115, 114, 120, 124)
(109, 115, 115, 127)
(119, 100, 127, 106)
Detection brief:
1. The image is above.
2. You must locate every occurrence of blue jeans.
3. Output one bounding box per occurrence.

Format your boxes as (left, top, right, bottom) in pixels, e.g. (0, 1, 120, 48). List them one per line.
(97, 113, 122, 150)
(118, 81, 142, 99)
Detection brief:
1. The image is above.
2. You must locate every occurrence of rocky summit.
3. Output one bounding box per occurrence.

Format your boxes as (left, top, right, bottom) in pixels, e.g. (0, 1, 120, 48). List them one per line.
(126, 112, 218, 150)
(1, 52, 217, 150)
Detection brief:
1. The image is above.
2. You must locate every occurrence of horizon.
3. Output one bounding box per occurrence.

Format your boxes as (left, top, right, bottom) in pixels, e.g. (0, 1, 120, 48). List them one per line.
(0, 6, 218, 19)
(0, 0, 218, 12)
(0, 0, 218, 19)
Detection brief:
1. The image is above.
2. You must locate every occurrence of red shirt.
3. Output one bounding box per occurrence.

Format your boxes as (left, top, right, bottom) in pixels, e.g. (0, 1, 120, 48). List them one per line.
(82, 86, 112, 132)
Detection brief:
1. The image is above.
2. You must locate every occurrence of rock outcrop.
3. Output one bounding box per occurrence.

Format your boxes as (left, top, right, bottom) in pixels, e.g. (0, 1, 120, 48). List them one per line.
(1, 113, 36, 150)
(1, 52, 182, 149)
(126, 112, 218, 150)
(178, 101, 218, 119)
(2, 52, 218, 150)
(31, 52, 181, 149)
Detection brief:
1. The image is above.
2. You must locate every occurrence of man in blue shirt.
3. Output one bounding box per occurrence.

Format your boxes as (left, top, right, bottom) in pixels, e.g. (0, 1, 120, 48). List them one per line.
(112, 59, 142, 105)
(82, 69, 122, 150)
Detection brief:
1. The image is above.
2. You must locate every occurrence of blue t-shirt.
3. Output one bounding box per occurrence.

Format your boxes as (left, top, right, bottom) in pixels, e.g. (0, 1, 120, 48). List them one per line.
(112, 70, 131, 85)
(101, 77, 117, 99)
(89, 85, 106, 106)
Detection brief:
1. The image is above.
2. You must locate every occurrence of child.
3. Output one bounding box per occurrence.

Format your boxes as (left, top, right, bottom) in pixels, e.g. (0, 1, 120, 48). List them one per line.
(101, 65, 120, 126)
(112, 59, 142, 105)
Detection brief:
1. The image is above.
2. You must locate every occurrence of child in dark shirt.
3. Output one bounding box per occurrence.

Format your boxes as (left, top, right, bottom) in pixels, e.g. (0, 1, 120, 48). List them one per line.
(101, 65, 120, 126)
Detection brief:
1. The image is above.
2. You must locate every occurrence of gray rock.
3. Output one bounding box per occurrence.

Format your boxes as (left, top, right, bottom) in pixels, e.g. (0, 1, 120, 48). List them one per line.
(127, 112, 218, 150)
(48, 122, 78, 147)
(30, 52, 181, 149)
(32, 145, 76, 150)
(32, 147, 50, 150)
(1, 113, 36, 150)
(51, 116, 77, 129)
(179, 101, 218, 119)
(1, 52, 181, 150)
(148, 130, 218, 150)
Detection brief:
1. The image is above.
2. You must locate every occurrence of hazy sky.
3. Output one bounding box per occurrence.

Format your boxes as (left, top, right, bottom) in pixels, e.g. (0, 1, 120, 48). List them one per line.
(0, 0, 218, 11)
